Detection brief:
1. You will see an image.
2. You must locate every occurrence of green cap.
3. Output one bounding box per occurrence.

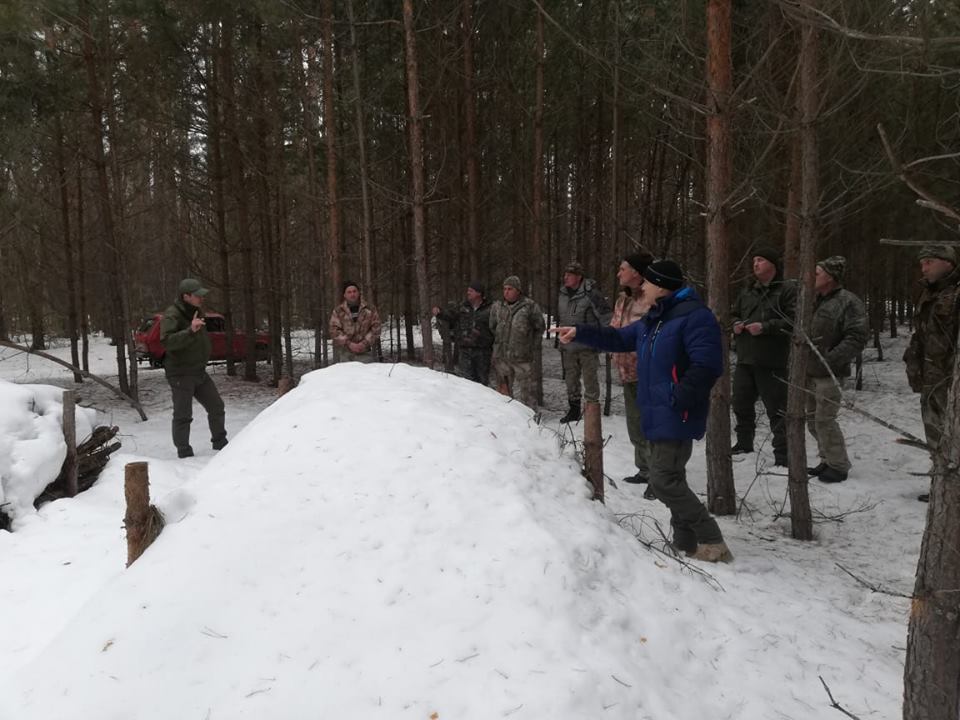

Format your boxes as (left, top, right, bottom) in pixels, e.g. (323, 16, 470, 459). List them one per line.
(178, 278, 209, 296)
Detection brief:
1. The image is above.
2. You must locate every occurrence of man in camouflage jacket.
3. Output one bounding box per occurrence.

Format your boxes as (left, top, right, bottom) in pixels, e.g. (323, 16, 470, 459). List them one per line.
(904, 245, 960, 501)
(556, 261, 612, 423)
(730, 246, 798, 465)
(490, 275, 545, 410)
(160, 278, 228, 458)
(330, 281, 381, 363)
(433, 282, 494, 385)
(804, 256, 868, 484)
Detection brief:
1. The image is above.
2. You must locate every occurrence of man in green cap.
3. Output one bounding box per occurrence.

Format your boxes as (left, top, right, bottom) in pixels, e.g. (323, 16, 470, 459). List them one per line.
(490, 275, 545, 410)
(904, 245, 960, 502)
(804, 256, 867, 484)
(160, 278, 228, 458)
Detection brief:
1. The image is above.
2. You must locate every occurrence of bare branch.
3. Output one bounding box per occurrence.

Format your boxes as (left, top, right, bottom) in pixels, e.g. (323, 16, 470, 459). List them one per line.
(0, 340, 148, 421)
(819, 675, 864, 720)
(877, 123, 960, 224)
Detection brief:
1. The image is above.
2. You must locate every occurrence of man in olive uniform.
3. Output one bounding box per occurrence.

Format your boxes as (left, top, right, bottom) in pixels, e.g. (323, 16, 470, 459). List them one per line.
(160, 278, 228, 459)
(730, 247, 798, 465)
(433, 282, 495, 385)
(556, 261, 612, 423)
(490, 275, 545, 410)
(904, 245, 960, 502)
(804, 256, 868, 484)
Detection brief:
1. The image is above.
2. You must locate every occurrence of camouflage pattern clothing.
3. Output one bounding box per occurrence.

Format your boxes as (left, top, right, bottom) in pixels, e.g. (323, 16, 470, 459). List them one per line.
(731, 275, 798, 460)
(557, 277, 610, 403)
(904, 264, 960, 449)
(436, 299, 494, 384)
(611, 291, 650, 476)
(490, 295, 545, 408)
(805, 287, 868, 473)
(330, 299, 382, 363)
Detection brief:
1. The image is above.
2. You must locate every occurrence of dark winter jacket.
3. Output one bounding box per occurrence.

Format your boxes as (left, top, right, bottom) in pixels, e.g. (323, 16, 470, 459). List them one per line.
(557, 278, 612, 353)
(807, 287, 868, 379)
(731, 276, 798, 368)
(160, 299, 211, 376)
(490, 296, 546, 363)
(437, 300, 494, 351)
(574, 286, 724, 441)
(904, 266, 960, 395)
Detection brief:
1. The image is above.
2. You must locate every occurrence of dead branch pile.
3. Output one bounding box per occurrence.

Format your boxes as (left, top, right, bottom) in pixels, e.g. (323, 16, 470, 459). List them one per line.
(36, 426, 122, 506)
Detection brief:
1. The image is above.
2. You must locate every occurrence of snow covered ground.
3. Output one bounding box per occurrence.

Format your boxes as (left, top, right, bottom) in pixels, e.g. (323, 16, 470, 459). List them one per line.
(0, 332, 929, 718)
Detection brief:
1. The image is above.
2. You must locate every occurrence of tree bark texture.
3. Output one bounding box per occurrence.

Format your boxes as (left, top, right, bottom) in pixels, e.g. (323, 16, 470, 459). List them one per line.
(124, 461, 163, 567)
(402, 0, 434, 367)
(704, 0, 737, 515)
(784, 7, 817, 541)
(584, 401, 604, 503)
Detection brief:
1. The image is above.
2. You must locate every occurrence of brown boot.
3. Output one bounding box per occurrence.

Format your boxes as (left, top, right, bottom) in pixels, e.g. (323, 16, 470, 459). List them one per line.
(689, 542, 734, 563)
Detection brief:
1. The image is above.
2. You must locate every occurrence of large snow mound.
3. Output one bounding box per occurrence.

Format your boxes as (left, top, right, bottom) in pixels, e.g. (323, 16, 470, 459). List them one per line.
(0, 380, 97, 521)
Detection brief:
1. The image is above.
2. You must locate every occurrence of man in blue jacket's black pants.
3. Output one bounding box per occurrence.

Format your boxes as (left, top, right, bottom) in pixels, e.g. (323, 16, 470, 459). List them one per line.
(555, 259, 733, 563)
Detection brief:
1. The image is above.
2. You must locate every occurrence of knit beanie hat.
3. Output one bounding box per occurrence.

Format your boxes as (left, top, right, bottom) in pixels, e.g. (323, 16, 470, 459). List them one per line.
(503, 275, 523, 291)
(468, 281, 486, 297)
(624, 251, 654, 274)
(817, 256, 846, 282)
(754, 246, 782, 267)
(918, 245, 957, 265)
(642, 260, 685, 291)
(342, 280, 360, 295)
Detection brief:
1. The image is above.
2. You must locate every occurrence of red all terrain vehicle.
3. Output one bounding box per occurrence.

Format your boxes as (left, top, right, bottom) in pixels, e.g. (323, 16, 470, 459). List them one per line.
(135, 313, 270, 368)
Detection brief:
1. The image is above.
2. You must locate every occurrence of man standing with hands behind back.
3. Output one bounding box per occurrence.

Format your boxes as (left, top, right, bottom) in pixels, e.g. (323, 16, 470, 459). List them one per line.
(160, 278, 228, 459)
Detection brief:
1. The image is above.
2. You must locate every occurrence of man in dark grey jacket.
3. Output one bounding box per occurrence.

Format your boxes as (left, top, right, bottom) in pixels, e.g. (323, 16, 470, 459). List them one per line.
(805, 256, 867, 483)
(160, 278, 228, 459)
(730, 247, 797, 465)
(556, 261, 612, 423)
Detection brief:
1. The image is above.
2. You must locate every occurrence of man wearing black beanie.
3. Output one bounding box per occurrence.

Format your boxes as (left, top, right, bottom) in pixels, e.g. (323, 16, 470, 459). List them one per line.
(730, 247, 798, 465)
(554, 258, 733, 563)
(432, 282, 495, 384)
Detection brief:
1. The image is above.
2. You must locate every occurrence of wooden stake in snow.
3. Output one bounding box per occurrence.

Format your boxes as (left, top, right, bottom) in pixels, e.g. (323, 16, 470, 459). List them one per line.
(124, 462, 164, 567)
(61, 390, 78, 498)
(583, 401, 604, 503)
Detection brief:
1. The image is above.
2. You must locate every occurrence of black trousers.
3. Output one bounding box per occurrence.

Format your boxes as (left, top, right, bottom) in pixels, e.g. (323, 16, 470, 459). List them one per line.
(731, 362, 788, 457)
(167, 372, 226, 452)
(459, 347, 493, 386)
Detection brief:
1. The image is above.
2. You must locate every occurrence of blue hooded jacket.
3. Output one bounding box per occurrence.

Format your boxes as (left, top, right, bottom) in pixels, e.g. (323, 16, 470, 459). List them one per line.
(574, 286, 724, 441)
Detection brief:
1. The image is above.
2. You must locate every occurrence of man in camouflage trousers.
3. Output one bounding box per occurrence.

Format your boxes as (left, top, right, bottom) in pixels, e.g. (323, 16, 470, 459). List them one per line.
(330, 281, 381, 363)
(556, 261, 612, 423)
(904, 245, 960, 503)
(730, 247, 798, 465)
(804, 256, 868, 484)
(433, 282, 495, 385)
(490, 275, 545, 410)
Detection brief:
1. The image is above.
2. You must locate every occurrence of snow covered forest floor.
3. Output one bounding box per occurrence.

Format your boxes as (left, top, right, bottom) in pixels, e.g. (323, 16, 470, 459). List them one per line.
(0, 331, 929, 719)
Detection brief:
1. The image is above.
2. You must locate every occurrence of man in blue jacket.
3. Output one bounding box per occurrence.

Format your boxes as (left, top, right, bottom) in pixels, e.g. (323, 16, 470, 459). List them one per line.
(555, 259, 733, 563)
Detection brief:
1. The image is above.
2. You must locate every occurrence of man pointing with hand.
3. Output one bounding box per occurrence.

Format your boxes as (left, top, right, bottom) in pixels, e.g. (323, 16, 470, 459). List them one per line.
(553, 259, 732, 563)
(160, 278, 228, 458)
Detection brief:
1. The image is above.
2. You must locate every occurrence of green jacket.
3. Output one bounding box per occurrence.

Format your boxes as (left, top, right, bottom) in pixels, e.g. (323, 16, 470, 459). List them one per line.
(904, 267, 960, 394)
(490, 296, 545, 363)
(731, 277, 798, 368)
(807, 287, 868, 379)
(437, 299, 494, 350)
(160, 299, 211, 375)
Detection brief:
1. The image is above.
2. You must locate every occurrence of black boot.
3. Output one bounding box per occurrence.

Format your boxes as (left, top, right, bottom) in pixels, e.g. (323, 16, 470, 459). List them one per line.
(622, 472, 648, 484)
(807, 462, 827, 477)
(731, 440, 753, 454)
(818, 466, 848, 483)
(559, 401, 582, 424)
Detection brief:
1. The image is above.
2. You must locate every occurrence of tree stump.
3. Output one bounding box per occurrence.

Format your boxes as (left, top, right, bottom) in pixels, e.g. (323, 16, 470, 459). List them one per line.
(124, 462, 164, 567)
(583, 401, 604, 503)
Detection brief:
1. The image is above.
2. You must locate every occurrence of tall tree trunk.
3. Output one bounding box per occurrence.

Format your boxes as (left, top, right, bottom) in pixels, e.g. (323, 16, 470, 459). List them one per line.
(208, 21, 236, 377)
(461, 0, 481, 281)
(220, 16, 259, 382)
(79, 0, 135, 399)
(75, 147, 89, 371)
(54, 117, 81, 382)
(782, 133, 802, 278)
(322, 0, 342, 309)
(903, 328, 960, 718)
(704, 0, 736, 515)
(531, 5, 546, 404)
(346, 0, 376, 305)
(402, 0, 434, 367)
(784, 8, 817, 541)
